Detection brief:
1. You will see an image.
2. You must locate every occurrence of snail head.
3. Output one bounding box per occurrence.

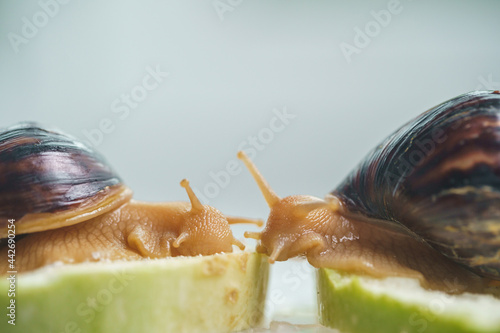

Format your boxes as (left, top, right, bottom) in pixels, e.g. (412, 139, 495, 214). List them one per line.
(172, 179, 262, 256)
(238, 151, 340, 263)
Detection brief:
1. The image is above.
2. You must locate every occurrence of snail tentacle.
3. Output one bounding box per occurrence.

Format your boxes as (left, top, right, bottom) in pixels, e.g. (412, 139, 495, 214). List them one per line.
(237, 151, 280, 207)
(244, 231, 262, 240)
(173, 232, 189, 248)
(227, 216, 264, 227)
(180, 179, 203, 211)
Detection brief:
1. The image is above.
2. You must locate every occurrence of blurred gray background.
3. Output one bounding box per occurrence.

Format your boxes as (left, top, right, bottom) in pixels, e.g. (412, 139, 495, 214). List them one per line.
(1, 0, 499, 324)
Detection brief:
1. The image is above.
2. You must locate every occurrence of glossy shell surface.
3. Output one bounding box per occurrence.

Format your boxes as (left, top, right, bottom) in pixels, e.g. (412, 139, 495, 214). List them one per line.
(0, 123, 126, 235)
(332, 91, 500, 279)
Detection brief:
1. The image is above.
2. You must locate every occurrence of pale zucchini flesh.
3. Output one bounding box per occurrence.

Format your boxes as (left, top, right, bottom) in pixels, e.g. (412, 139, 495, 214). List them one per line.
(0, 252, 269, 333)
(317, 268, 500, 333)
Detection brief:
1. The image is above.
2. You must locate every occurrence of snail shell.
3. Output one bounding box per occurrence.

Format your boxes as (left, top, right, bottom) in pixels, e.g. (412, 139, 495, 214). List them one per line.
(333, 90, 500, 279)
(240, 90, 500, 290)
(0, 122, 132, 237)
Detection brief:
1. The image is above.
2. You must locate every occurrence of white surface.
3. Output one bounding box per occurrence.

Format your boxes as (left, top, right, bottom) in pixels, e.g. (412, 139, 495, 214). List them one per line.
(1, 0, 500, 324)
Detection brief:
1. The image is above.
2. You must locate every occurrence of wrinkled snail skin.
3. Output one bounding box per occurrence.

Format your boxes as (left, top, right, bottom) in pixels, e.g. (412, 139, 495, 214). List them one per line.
(0, 123, 258, 274)
(240, 91, 500, 293)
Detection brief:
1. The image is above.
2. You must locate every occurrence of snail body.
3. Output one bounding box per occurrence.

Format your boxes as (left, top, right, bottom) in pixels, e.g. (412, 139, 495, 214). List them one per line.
(240, 91, 500, 293)
(0, 123, 259, 274)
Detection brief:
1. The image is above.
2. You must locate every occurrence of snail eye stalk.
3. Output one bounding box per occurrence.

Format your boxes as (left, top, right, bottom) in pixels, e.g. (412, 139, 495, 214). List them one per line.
(180, 179, 203, 212)
(237, 151, 280, 208)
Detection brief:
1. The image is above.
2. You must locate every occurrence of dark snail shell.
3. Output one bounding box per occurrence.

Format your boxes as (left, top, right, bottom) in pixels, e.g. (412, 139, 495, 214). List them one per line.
(0, 122, 132, 237)
(332, 90, 500, 280)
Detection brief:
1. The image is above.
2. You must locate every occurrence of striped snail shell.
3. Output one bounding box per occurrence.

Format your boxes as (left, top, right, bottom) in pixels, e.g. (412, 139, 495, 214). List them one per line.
(0, 122, 131, 237)
(333, 90, 500, 279)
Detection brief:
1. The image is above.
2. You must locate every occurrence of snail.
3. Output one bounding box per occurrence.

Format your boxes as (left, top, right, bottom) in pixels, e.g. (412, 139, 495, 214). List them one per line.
(239, 90, 500, 293)
(0, 122, 261, 274)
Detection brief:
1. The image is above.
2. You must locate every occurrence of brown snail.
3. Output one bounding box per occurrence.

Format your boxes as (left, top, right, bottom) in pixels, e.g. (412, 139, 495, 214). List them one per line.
(0, 122, 261, 274)
(239, 90, 500, 293)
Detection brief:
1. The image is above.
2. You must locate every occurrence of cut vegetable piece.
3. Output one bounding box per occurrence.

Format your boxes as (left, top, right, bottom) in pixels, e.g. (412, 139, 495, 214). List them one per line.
(0, 252, 269, 333)
(317, 268, 500, 333)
